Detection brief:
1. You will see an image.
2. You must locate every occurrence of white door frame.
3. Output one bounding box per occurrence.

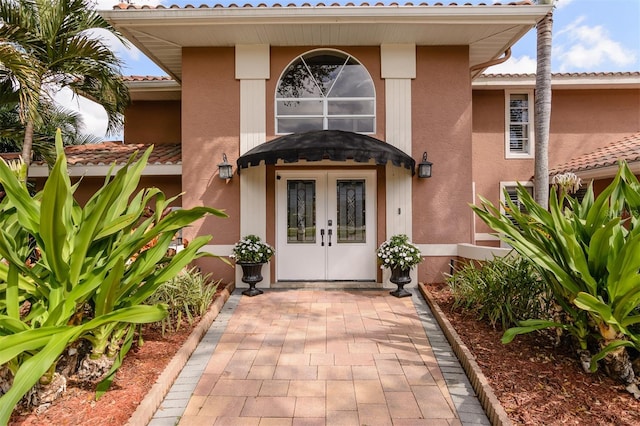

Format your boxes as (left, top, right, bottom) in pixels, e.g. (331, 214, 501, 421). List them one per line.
(275, 169, 377, 282)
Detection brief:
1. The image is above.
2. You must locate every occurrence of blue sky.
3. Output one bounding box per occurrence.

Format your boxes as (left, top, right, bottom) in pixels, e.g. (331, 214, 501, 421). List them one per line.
(74, 0, 639, 138)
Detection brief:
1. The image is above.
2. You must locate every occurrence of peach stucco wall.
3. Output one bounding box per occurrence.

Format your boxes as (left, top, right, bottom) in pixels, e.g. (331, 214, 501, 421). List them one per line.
(471, 87, 640, 236)
(548, 89, 640, 167)
(124, 100, 181, 144)
(33, 175, 182, 207)
(181, 47, 240, 283)
(412, 46, 474, 283)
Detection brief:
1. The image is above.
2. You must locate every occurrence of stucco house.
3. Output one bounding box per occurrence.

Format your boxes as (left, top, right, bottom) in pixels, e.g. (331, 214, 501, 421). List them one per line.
(58, 2, 637, 287)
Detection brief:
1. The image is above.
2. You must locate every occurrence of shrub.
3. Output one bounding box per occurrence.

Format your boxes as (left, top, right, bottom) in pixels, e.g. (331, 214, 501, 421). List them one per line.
(0, 130, 227, 421)
(145, 267, 220, 334)
(447, 255, 548, 330)
(472, 161, 640, 389)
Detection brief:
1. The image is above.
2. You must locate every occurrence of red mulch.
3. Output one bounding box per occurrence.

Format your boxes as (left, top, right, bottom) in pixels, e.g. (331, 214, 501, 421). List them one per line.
(425, 282, 640, 426)
(8, 322, 195, 426)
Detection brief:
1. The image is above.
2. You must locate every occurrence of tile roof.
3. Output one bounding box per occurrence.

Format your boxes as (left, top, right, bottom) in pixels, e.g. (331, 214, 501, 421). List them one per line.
(550, 133, 640, 176)
(1, 143, 181, 167)
(123, 75, 174, 82)
(113, 1, 534, 10)
(125, 71, 640, 83)
(482, 71, 640, 79)
(62, 143, 181, 166)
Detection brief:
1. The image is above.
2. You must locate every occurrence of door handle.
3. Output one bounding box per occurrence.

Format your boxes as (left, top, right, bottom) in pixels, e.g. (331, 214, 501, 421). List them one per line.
(320, 229, 325, 246)
(328, 229, 332, 247)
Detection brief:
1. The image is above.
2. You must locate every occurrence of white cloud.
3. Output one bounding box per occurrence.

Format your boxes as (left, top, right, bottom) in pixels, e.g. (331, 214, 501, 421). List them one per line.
(90, 1, 166, 69)
(555, 0, 575, 10)
(554, 17, 637, 71)
(54, 1, 167, 139)
(54, 88, 113, 140)
(483, 55, 537, 74)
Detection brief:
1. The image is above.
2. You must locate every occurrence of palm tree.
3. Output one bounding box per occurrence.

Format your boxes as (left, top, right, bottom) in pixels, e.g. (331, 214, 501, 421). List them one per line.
(1, 98, 102, 164)
(534, 0, 554, 209)
(0, 0, 129, 170)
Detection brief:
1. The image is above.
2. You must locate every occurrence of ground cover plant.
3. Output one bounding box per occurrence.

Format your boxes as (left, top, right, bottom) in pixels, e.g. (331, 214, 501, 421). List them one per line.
(447, 255, 548, 330)
(472, 162, 640, 396)
(144, 267, 220, 335)
(0, 130, 227, 423)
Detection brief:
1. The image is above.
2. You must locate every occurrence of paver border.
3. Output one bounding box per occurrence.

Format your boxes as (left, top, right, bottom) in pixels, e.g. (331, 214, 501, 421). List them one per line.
(126, 282, 236, 426)
(418, 282, 512, 426)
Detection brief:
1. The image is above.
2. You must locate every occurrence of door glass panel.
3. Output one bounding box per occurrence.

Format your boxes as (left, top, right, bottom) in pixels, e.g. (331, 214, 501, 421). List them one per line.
(336, 180, 365, 243)
(287, 180, 316, 243)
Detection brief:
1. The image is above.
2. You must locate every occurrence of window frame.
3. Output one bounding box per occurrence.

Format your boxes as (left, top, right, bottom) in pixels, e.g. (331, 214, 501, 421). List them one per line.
(499, 180, 534, 248)
(504, 89, 535, 159)
(275, 49, 376, 135)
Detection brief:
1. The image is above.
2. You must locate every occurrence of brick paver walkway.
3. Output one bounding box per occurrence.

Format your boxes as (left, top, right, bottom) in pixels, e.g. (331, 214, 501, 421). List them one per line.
(151, 289, 489, 425)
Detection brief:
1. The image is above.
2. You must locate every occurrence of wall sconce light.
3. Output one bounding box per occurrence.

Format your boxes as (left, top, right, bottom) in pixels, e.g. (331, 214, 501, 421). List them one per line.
(218, 153, 233, 180)
(417, 152, 433, 178)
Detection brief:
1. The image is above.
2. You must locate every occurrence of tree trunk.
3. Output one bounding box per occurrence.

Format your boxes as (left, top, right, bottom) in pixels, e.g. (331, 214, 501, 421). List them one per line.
(21, 119, 35, 178)
(534, 11, 553, 209)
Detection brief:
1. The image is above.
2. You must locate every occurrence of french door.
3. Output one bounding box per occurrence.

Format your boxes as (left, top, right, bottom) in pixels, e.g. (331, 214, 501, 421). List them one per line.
(276, 170, 376, 281)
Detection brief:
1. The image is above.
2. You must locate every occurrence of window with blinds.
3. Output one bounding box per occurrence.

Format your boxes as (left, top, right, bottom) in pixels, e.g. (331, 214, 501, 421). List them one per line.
(505, 91, 534, 158)
(502, 184, 534, 227)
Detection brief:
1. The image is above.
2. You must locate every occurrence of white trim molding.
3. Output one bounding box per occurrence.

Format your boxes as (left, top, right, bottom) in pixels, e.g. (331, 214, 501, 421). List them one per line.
(28, 164, 182, 177)
(457, 243, 512, 261)
(474, 233, 500, 242)
(235, 44, 270, 80)
(416, 244, 459, 256)
(381, 44, 416, 79)
(201, 244, 234, 256)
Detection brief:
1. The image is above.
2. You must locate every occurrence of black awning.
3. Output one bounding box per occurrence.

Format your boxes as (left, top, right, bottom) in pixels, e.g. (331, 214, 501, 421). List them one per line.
(236, 130, 415, 174)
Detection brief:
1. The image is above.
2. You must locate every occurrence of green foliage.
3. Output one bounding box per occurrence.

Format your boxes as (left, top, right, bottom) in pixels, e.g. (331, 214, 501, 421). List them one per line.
(0, 130, 227, 422)
(144, 267, 220, 334)
(472, 161, 640, 373)
(446, 255, 548, 330)
(0, 0, 130, 168)
(376, 234, 422, 271)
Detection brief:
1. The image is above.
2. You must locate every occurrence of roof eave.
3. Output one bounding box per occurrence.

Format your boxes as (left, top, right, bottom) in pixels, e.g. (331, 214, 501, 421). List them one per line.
(560, 162, 640, 180)
(100, 5, 552, 26)
(100, 4, 552, 82)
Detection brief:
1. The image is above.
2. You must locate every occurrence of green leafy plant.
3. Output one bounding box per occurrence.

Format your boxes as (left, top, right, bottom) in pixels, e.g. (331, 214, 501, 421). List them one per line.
(0, 130, 227, 422)
(376, 234, 422, 271)
(446, 255, 548, 330)
(230, 234, 274, 263)
(472, 161, 640, 390)
(145, 267, 220, 334)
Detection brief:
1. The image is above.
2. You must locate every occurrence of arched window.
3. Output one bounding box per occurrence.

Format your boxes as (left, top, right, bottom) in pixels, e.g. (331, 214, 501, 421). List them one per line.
(275, 50, 375, 134)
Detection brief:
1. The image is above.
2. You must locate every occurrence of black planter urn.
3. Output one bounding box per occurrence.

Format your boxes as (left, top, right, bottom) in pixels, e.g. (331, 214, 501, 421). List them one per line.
(389, 266, 412, 298)
(238, 262, 265, 296)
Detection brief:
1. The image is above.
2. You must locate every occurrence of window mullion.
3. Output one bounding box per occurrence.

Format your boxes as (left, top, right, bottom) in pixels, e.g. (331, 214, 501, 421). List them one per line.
(323, 98, 328, 130)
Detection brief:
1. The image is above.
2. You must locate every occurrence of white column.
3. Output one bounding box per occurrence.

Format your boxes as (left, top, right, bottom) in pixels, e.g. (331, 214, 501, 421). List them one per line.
(381, 44, 415, 239)
(381, 44, 417, 286)
(236, 44, 271, 286)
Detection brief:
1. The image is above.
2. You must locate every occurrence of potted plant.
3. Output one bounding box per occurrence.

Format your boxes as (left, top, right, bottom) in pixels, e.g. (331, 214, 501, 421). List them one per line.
(376, 234, 422, 297)
(231, 234, 275, 296)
